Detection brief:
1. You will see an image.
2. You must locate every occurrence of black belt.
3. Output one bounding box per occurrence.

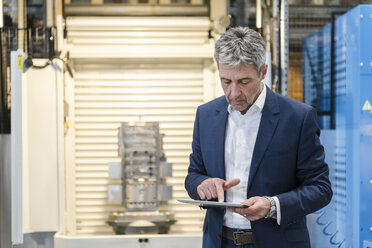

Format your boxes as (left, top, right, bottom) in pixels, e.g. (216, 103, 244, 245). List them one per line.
(222, 226, 254, 245)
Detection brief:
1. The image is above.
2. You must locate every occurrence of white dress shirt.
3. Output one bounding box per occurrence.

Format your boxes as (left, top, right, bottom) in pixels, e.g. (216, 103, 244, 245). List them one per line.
(223, 84, 281, 229)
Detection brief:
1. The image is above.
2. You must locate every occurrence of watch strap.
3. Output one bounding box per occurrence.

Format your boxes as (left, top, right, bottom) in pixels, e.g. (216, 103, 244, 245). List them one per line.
(263, 196, 277, 219)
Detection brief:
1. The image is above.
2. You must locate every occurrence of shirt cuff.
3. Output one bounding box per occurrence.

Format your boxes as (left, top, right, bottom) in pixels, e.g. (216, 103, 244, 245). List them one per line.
(272, 196, 281, 225)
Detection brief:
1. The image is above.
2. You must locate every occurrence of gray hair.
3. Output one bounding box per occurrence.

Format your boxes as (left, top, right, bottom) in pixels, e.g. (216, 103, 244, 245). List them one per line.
(214, 27, 266, 74)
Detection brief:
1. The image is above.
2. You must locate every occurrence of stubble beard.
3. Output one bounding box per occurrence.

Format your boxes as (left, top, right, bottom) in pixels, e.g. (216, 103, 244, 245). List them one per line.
(229, 84, 261, 113)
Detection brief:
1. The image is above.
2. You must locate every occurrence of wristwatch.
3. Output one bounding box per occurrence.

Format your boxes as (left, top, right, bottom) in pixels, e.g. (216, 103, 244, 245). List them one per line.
(263, 196, 277, 219)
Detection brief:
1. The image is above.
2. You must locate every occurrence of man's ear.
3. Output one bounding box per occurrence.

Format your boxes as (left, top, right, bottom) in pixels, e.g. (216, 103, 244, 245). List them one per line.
(260, 64, 268, 81)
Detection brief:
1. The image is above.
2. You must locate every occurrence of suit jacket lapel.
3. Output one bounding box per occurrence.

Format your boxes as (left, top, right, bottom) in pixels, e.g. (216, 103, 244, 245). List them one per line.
(214, 97, 228, 180)
(247, 87, 280, 192)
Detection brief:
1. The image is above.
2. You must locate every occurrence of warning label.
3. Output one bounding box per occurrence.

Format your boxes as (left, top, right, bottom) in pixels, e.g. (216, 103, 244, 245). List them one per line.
(362, 100, 372, 111)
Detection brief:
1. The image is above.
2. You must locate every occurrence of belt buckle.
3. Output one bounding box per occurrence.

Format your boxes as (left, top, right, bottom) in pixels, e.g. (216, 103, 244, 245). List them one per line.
(232, 231, 244, 245)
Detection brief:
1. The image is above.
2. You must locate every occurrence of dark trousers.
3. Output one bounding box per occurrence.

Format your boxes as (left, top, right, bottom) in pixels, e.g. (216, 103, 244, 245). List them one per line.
(221, 237, 255, 248)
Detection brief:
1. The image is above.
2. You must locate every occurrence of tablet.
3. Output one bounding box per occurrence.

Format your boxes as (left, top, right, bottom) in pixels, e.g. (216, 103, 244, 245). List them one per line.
(177, 199, 248, 208)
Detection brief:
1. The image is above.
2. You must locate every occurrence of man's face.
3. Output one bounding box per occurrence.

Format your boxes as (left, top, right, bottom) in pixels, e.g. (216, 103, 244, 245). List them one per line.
(219, 63, 267, 115)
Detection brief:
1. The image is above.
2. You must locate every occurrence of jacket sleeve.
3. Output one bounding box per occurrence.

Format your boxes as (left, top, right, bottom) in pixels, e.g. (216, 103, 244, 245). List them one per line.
(277, 107, 333, 226)
(185, 107, 210, 200)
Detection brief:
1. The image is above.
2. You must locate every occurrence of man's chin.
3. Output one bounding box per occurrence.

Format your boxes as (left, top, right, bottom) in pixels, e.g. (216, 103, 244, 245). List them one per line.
(231, 105, 247, 112)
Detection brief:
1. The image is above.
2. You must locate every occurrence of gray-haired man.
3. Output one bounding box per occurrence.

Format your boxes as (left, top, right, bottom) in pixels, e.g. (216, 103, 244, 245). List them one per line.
(185, 27, 332, 248)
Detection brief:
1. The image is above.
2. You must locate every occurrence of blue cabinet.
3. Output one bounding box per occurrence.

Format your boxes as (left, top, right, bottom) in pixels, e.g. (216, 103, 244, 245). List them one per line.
(303, 5, 372, 248)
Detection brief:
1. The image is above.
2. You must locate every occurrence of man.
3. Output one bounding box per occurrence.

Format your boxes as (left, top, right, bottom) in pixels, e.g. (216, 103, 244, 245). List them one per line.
(185, 27, 332, 248)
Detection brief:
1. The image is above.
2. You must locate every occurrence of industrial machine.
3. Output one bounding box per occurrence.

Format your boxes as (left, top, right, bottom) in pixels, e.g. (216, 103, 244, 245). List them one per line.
(303, 5, 372, 247)
(107, 122, 175, 234)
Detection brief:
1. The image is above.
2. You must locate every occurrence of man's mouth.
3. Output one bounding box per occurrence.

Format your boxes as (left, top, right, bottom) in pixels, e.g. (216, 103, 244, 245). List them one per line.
(232, 99, 244, 105)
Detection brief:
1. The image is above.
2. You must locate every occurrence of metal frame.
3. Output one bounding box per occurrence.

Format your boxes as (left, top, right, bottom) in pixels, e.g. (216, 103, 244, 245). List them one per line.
(10, 49, 24, 245)
(266, 0, 289, 94)
(272, 0, 280, 92)
(280, 0, 288, 96)
(63, 15, 215, 235)
(64, 4, 208, 17)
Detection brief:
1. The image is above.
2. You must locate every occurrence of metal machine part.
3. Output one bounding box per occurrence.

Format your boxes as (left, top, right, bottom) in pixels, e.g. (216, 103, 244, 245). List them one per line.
(108, 122, 175, 234)
(119, 122, 170, 211)
(108, 211, 175, 235)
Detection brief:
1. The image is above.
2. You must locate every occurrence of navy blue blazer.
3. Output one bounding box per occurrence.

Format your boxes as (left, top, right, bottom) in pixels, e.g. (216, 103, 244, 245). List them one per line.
(185, 86, 332, 248)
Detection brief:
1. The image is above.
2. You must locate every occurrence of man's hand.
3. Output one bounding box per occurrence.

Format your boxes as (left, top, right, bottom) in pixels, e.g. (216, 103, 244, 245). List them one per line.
(228, 196, 270, 221)
(197, 178, 240, 202)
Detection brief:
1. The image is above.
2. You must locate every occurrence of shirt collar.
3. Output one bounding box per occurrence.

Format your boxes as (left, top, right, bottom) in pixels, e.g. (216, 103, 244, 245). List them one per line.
(227, 83, 267, 115)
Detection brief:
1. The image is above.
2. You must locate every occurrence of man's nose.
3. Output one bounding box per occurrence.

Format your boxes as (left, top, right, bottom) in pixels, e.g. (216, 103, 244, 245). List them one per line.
(230, 83, 241, 98)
